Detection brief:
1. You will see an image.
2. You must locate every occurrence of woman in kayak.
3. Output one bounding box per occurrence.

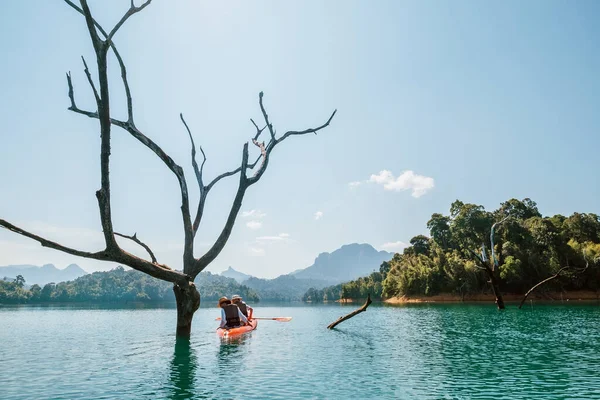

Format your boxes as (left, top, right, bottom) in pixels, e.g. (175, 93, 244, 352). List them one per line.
(218, 296, 249, 329)
(231, 294, 253, 320)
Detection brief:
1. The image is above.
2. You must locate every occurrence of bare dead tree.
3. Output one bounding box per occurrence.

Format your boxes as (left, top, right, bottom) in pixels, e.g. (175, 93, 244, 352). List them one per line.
(518, 257, 591, 309)
(0, 0, 336, 336)
(466, 216, 510, 310)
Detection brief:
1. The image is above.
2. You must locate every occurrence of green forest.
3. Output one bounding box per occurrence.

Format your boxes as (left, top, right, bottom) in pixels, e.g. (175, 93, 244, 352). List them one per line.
(0, 267, 259, 304)
(305, 198, 600, 302)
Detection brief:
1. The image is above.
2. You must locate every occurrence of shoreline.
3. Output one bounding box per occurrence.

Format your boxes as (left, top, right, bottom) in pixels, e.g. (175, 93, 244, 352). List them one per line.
(386, 290, 600, 304)
(337, 290, 600, 304)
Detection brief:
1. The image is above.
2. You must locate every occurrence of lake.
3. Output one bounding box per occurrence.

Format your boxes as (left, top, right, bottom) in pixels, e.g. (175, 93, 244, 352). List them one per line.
(1, 302, 599, 399)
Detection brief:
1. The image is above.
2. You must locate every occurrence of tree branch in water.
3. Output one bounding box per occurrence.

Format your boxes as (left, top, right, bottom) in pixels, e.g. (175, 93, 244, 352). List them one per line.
(327, 294, 372, 330)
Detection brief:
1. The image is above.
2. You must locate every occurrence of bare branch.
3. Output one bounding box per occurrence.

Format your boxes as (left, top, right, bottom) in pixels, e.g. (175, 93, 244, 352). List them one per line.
(66, 72, 103, 119)
(64, 0, 134, 122)
(63, 95, 194, 256)
(0, 219, 189, 285)
(248, 92, 336, 185)
(250, 118, 267, 141)
(247, 153, 262, 169)
(115, 232, 157, 264)
(518, 266, 570, 309)
(258, 92, 275, 140)
(81, 56, 100, 105)
(192, 150, 261, 236)
(123, 125, 194, 261)
(66, 72, 77, 110)
(467, 249, 484, 264)
(65, 1, 192, 263)
(180, 113, 205, 194)
(251, 139, 267, 177)
(204, 153, 261, 192)
(580, 255, 591, 274)
(0, 219, 107, 260)
(278, 109, 337, 142)
(490, 215, 510, 271)
(327, 294, 372, 329)
(76, 0, 119, 250)
(193, 143, 250, 276)
(180, 113, 209, 236)
(106, 0, 152, 46)
(78, 0, 102, 54)
(114, 250, 188, 285)
(466, 249, 488, 270)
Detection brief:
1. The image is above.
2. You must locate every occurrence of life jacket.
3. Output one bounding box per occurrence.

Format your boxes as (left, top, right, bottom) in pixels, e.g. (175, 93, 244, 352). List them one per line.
(236, 302, 248, 317)
(223, 304, 241, 327)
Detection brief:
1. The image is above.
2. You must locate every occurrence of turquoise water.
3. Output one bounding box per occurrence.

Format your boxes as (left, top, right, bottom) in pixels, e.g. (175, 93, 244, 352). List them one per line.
(1, 303, 599, 399)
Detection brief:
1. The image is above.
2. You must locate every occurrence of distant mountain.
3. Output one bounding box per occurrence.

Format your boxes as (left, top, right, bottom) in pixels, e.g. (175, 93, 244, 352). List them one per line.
(245, 243, 393, 300)
(0, 264, 87, 286)
(291, 243, 393, 283)
(219, 266, 253, 284)
(244, 275, 331, 301)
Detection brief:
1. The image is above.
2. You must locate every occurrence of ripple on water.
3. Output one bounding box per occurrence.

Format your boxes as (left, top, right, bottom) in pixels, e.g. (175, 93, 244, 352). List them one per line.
(0, 303, 599, 399)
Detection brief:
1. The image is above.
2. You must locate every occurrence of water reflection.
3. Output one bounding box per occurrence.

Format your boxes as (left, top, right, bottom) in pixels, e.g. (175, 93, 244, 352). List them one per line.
(217, 336, 248, 365)
(332, 328, 375, 353)
(168, 337, 198, 400)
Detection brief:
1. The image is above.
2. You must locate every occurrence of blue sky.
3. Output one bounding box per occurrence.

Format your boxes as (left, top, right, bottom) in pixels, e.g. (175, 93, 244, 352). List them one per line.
(1, 0, 599, 278)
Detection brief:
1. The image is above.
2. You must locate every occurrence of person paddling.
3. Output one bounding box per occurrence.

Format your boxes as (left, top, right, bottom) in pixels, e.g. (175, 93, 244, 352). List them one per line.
(218, 296, 249, 329)
(232, 294, 253, 320)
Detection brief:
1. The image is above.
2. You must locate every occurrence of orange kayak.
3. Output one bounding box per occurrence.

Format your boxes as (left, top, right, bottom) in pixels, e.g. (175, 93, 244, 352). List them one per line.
(217, 319, 258, 338)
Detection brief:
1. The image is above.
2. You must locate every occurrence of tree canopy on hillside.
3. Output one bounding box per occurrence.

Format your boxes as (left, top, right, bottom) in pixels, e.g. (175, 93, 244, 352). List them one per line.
(0, 267, 258, 305)
(304, 198, 600, 302)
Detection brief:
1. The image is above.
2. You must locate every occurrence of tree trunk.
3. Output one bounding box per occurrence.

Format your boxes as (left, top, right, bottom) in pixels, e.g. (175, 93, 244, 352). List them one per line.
(173, 281, 201, 337)
(488, 271, 505, 310)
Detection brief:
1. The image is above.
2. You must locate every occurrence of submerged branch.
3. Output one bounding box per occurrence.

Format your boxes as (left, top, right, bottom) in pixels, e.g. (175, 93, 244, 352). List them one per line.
(327, 294, 372, 330)
(519, 259, 591, 309)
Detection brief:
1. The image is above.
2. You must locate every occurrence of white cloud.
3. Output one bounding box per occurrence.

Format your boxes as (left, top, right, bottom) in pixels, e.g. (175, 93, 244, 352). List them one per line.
(256, 233, 290, 242)
(369, 170, 434, 198)
(242, 210, 267, 219)
(246, 221, 262, 230)
(380, 241, 409, 251)
(249, 247, 266, 256)
(348, 181, 363, 188)
(314, 211, 323, 220)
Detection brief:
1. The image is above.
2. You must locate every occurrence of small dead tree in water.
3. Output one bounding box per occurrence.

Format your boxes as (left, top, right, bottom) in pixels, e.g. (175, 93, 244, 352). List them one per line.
(466, 216, 510, 310)
(0, 0, 336, 337)
(518, 256, 592, 309)
(327, 294, 372, 329)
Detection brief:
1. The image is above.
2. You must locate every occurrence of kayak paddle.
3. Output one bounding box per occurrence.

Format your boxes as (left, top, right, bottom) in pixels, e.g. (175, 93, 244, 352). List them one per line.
(252, 317, 292, 322)
(215, 317, 292, 322)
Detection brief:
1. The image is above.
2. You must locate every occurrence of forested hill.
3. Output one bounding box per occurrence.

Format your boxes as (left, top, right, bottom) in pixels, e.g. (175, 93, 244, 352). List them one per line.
(0, 267, 258, 304)
(304, 198, 600, 302)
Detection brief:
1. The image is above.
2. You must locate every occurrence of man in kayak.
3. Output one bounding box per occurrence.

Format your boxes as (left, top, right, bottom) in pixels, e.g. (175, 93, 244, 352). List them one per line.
(232, 294, 253, 320)
(218, 296, 249, 329)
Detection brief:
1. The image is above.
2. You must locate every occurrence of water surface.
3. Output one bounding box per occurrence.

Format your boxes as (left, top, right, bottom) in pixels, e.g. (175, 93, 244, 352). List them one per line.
(1, 303, 599, 399)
